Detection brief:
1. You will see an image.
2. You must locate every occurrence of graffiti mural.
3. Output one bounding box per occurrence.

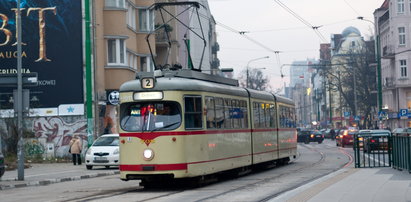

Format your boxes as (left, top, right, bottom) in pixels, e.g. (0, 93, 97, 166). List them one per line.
(32, 117, 87, 157)
(24, 139, 45, 157)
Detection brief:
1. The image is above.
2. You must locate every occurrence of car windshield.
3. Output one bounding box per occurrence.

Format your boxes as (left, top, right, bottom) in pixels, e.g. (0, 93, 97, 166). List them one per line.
(120, 101, 181, 132)
(93, 136, 119, 146)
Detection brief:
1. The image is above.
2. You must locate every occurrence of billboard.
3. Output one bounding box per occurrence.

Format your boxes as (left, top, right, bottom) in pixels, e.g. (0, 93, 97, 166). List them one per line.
(0, 0, 83, 117)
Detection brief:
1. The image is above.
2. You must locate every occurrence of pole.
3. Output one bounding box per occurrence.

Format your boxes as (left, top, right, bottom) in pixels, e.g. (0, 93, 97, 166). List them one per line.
(16, 0, 24, 181)
(246, 56, 269, 88)
(376, 34, 382, 111)
(84, 0, 94, 147)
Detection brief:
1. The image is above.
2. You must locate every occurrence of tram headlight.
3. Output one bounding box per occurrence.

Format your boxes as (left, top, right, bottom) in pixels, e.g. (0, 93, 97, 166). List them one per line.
(143, 149, 154, 161)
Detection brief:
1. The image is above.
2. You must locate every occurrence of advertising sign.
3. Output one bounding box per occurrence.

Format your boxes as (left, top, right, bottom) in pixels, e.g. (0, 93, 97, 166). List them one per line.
(0, 0, 83, 117)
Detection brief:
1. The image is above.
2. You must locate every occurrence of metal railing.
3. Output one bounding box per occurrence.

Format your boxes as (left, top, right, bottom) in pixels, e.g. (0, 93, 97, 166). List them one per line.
(392, 132, 411, 173)
(354, 134, 392, 168)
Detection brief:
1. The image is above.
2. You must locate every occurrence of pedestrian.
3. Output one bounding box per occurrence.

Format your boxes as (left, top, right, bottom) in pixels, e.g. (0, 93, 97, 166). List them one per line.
(69, 134, 82, 165)
(330, 128, 336, 140)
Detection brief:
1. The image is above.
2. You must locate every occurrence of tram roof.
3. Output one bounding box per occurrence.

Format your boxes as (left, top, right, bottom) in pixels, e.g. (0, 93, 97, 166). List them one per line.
(120, 70, 248, 97)
(120, 69, 294, 105)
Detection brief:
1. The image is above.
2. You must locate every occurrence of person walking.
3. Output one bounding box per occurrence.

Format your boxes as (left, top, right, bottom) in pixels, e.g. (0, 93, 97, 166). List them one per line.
(69, 134, 82, 165)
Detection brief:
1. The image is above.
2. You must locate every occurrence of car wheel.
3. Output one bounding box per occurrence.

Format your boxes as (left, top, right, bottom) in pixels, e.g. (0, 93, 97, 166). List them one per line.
(86, 165, 93, 170)
(342, 143, 345, 148)
(304, 138, 309, 144)
(105, 166, 110, 169)
(318, 140, 323, 144)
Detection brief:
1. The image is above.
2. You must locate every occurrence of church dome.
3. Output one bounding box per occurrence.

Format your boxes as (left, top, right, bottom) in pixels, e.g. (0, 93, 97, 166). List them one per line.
(342, 26, 361, 37)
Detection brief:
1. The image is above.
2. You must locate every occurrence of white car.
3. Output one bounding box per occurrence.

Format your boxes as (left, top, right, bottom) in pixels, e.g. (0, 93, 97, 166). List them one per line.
(85, 134, 119, 170)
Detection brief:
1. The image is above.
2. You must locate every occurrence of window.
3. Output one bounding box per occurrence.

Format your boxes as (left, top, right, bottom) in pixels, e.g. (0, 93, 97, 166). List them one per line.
(400, 59, 407, 77)
(399, 27, 406, 46)
(127, 52, 137, 70)
(140, 56, 153, 72)
(127, 3, 136, 30)
(139, 9, 154, 32)
(105, 0, 125, 9)
(184, 96, 202, 129)
(120, 102, 181, 132)
(397, 0, 405, 14)
(107, 38, 126, 65)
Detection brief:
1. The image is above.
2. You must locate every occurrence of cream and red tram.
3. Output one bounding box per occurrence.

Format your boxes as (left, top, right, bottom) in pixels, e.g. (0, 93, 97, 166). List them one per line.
(119, 70, 297, 183)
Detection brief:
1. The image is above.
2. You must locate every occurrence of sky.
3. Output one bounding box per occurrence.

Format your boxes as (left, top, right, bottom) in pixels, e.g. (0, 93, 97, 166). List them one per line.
(207, 0, 384, 91)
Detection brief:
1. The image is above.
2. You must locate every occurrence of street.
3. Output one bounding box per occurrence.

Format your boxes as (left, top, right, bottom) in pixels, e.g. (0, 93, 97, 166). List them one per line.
(0, 139, 353, 202)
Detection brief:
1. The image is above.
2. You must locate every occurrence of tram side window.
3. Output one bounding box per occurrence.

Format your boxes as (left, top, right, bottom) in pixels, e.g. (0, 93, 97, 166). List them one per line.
(279, 106, 286, 128)
(215, 98, 225, 128)
(270, 104, 277, 128)
(241, 100, 248, 128)
(232, 99, 241, 128)
(184, 96, 203, 129)
(223, 98, 232, 129)
(253, 102, 261, 128)
(206, 96, 216, 129)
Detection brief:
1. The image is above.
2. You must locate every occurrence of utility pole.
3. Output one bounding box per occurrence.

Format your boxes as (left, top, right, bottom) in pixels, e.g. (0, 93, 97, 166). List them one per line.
(85, 0, 94, 147)
(16, 0, 24, 181)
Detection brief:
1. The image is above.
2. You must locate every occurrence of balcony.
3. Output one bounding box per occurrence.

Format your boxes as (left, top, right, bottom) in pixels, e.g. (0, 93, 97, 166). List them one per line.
(212, 43, 220, 54)
(383, 77, 395, 89)
(155, 31, 170, 47)
(382, 45, 395, 59)
(211, 58, 220, 68)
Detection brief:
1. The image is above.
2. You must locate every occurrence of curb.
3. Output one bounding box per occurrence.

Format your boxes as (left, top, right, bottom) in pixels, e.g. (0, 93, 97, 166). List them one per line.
(0, 170, 120, 190)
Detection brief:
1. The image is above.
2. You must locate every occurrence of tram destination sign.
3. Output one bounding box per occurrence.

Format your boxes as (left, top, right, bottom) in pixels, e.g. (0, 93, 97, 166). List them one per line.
(0, 1, 83, 116)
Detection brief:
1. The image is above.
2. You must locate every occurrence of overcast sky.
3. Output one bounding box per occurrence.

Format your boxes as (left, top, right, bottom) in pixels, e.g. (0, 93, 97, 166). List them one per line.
(208, 0, 384, 90)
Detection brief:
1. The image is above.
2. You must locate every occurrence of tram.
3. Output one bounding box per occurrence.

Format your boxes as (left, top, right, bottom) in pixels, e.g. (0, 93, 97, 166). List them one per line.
(119, 69, 297, 184)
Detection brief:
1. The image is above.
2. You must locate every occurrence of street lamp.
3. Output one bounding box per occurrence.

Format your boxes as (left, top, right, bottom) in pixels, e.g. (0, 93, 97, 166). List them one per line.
(246, 56, 269, 88)
(357, 16, 382, 112)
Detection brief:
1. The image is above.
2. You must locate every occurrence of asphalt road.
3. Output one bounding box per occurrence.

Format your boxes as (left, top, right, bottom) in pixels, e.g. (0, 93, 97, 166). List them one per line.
(0, 139, 353, 202)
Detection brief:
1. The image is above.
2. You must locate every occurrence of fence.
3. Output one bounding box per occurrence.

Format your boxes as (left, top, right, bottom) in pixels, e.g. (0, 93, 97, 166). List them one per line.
(392, 131, 411, 173)
(353, 133, 391, 168)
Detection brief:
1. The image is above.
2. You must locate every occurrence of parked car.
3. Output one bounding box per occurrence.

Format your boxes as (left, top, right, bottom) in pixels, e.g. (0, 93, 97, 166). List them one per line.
(322, 129, 333, 139)
(85, 134, 119, 170)
(359, 130, 391, 153)
(0, 150, 4, 178)
(336, 129, 357, 147)
(297, 130, 324, 144)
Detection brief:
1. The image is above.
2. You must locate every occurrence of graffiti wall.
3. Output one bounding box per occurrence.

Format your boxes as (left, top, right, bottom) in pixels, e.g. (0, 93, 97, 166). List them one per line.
(32, 117, 87, 157)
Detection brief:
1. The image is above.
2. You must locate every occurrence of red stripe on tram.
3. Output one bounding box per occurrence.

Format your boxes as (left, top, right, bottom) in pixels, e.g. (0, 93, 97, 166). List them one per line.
(120, 163, 188, 171)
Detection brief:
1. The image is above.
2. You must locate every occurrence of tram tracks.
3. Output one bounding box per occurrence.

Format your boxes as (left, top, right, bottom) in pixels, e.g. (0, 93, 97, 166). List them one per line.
(69, 142, 353, 202)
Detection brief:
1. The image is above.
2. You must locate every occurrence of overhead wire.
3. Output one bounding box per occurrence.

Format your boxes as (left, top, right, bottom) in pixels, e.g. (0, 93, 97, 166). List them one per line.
(273, 0, 327, 43)
(342, 0, 361, 16)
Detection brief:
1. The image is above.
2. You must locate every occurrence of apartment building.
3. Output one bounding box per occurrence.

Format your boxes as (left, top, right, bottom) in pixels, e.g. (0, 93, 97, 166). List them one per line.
(375, 0, 411, 128)
(94, 0, 155, 134)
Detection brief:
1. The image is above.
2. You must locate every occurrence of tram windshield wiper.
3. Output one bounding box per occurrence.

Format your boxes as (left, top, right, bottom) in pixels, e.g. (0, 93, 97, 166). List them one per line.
(149, 122, 180, 132)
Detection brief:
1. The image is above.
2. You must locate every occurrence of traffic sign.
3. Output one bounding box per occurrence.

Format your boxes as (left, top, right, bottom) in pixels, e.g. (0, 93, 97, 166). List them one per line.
(399, 109, 408, 119)
(354, 116, 360, 121)
(344, 111, 350, 117)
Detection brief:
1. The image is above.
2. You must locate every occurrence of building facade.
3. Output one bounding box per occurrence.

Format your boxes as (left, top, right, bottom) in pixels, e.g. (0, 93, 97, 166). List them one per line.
(375, 0, 411, 128)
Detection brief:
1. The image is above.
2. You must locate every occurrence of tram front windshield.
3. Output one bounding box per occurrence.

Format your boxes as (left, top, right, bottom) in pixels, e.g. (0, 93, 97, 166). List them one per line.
(120, 102, 181, 132)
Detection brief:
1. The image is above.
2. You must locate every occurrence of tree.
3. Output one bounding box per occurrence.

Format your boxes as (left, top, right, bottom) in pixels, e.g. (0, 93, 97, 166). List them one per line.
(238, 68, 270, 91)
(322, 41, 377, 129)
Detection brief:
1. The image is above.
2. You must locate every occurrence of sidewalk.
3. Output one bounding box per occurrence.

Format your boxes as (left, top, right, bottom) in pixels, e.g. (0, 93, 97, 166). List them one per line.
(0, 163, 119, 190)
(272, 166, 411, 202)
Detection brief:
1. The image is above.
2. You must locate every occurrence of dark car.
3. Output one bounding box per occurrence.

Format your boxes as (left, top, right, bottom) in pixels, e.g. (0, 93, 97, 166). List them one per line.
(297, 130, 324, 144)
(336, 129, 357, 147)
(359, 130, 391, 153)
(0, 151, 4, 178)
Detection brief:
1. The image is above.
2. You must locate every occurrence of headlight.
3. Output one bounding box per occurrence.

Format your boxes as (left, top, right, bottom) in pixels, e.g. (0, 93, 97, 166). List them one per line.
(143, 148, 154, 161)
(86, 148, 92, 155)
(113, 148, 119, 155)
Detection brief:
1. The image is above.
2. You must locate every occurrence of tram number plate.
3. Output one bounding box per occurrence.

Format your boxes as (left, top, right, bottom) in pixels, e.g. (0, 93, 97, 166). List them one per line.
(94, 157, 107, 161)
(141, 78, 155, 89)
